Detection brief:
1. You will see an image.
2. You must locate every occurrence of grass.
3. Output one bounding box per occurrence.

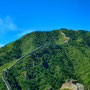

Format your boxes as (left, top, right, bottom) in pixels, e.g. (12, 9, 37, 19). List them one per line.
(0, 59, 18, 77)
(56, 31, 70, 45)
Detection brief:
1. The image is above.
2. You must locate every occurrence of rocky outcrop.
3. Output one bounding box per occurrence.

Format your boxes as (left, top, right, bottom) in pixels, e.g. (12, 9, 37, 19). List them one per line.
(60, 80, 84, 90)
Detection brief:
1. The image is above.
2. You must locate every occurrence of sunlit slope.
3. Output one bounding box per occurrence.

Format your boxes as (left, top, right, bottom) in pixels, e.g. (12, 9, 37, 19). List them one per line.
(0, 29, 69, 90)
(6, 41, 90, 90)
(5, 29, 90, 90)
(0, 30, 68, 67)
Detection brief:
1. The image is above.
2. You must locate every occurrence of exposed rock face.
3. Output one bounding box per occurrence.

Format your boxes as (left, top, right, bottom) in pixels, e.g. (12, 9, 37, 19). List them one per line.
(76, 83, 84, 90)
(60, 80, 84, 90)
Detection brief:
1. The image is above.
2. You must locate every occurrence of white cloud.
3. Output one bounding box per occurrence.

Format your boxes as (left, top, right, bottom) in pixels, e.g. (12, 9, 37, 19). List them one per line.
(16, 29, 36, 37)
(0, 44, 4, 47)
(0, 16, 17, 32)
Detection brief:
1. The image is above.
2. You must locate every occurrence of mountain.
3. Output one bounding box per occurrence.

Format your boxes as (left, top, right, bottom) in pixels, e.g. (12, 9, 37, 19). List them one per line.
(0, 29, 90, 90)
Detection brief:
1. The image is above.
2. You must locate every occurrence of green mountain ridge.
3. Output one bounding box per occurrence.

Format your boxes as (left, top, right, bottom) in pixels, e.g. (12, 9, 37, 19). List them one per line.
(0, 29, 90, 90)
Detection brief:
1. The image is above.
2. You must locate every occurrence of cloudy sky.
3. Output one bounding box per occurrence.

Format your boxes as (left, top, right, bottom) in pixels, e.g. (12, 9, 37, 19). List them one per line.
(0, 0, 90, 47)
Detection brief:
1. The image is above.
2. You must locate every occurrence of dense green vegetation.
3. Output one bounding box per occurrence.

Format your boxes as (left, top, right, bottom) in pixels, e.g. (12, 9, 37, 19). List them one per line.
(0, 29, 68, 90)
(0, 30, 68, 67)
(0, 29, 90, 90)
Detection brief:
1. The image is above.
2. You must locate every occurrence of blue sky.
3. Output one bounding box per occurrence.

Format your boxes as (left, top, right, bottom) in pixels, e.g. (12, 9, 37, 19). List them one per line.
(0, 0, 90, 47)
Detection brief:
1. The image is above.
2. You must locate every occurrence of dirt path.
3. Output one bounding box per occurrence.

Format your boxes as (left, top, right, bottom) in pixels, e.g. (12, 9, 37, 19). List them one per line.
(60, 31, 70, 43)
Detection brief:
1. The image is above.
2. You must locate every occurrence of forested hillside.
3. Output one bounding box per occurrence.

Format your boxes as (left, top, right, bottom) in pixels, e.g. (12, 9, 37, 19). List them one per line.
(0, 29, 69, 90)
(0, 29, 90, 90)
(0, 30, 68, 67)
